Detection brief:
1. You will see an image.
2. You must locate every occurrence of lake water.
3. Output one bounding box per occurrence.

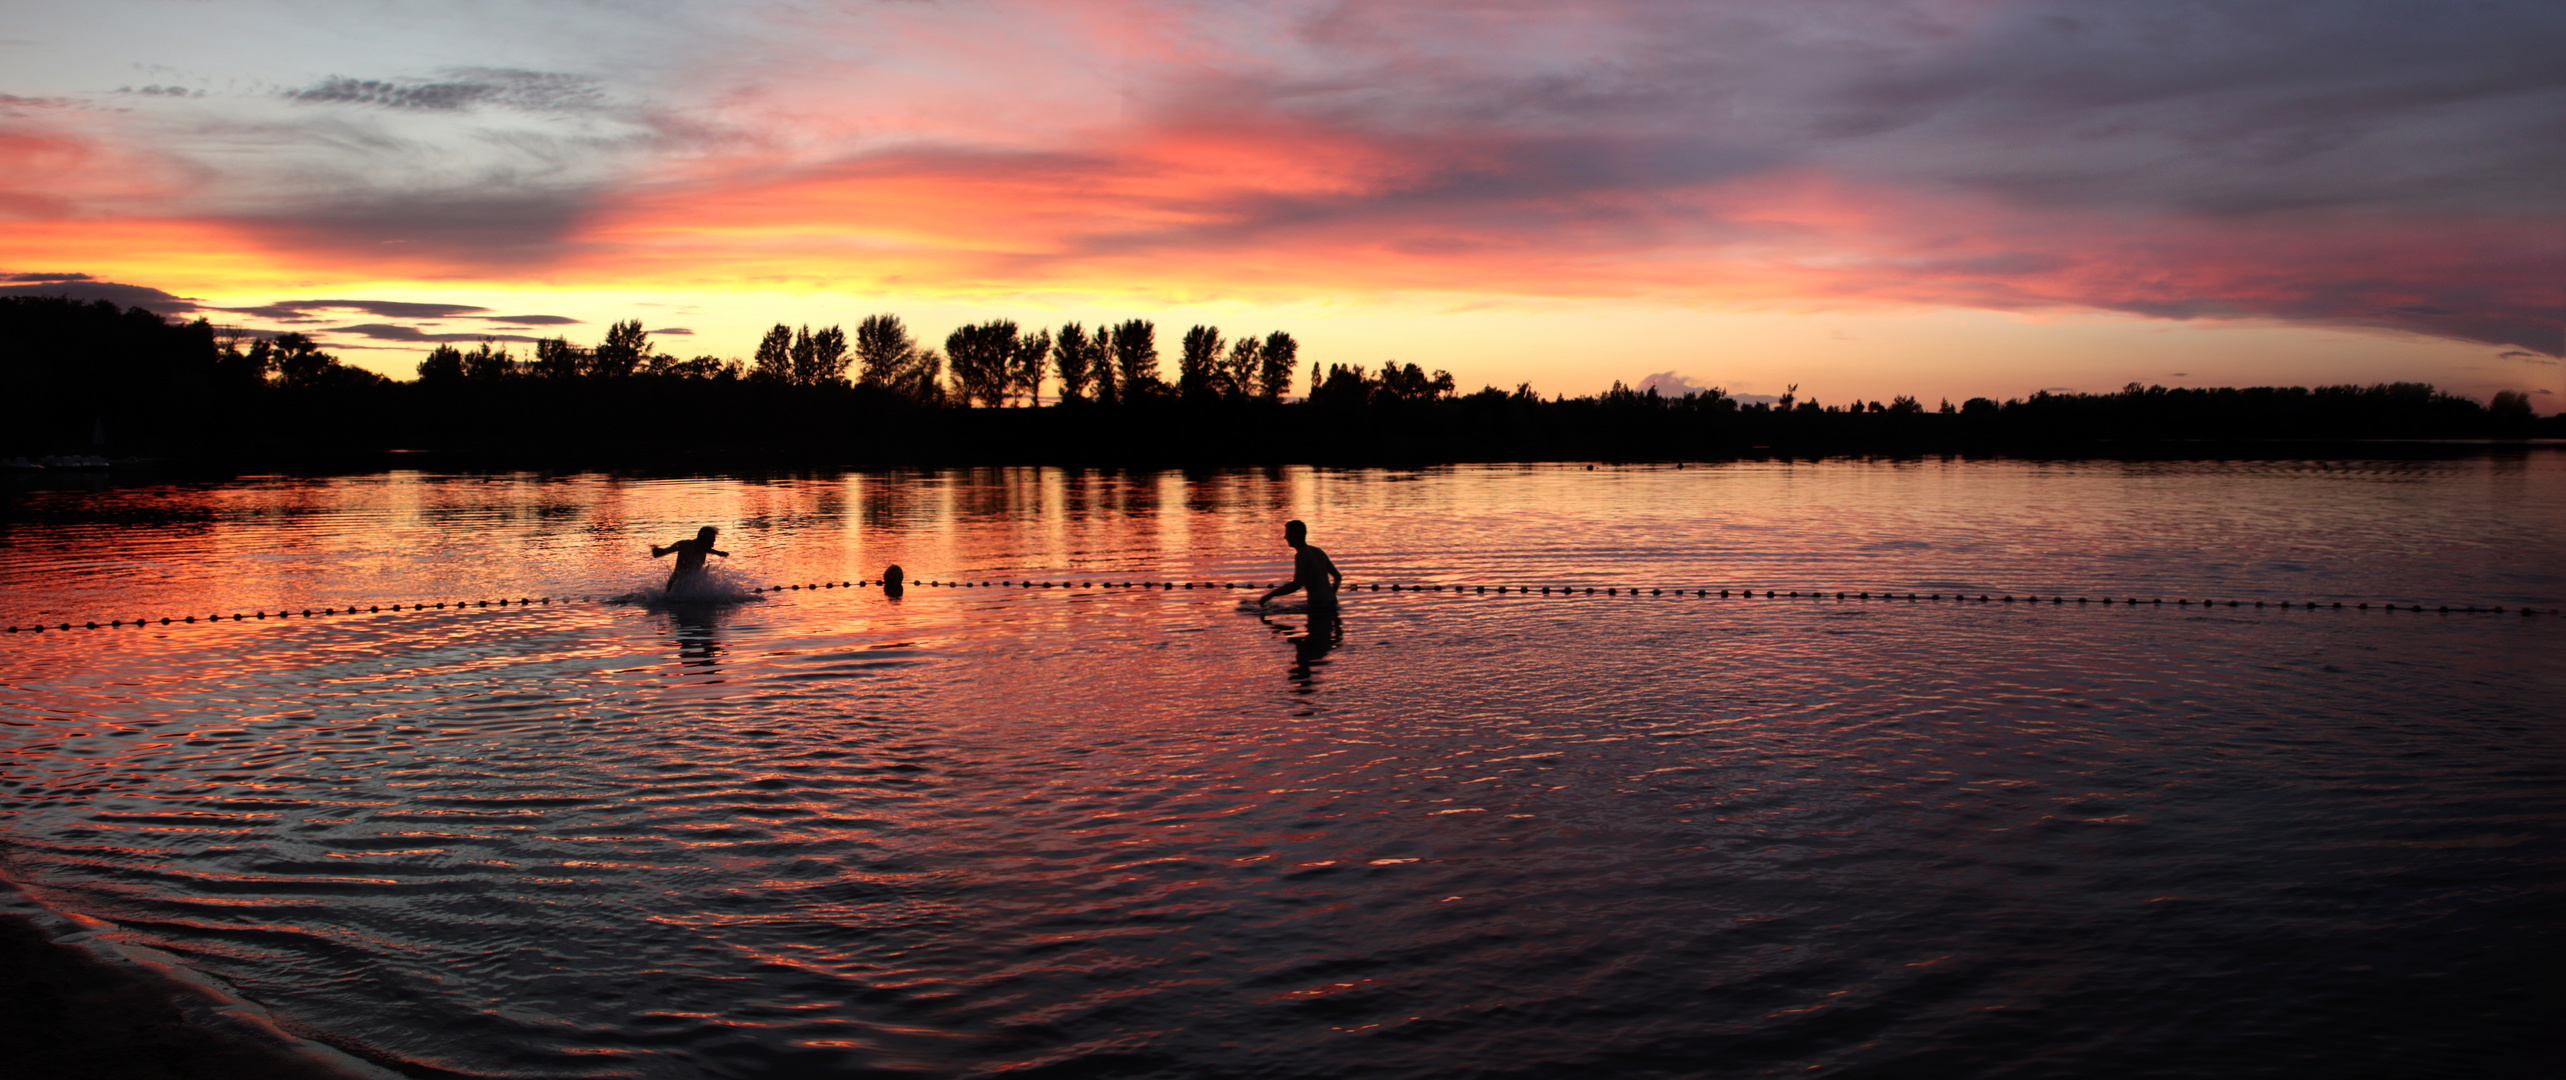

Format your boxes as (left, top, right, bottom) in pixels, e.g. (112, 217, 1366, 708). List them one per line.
(2, 456, 2560, 1078)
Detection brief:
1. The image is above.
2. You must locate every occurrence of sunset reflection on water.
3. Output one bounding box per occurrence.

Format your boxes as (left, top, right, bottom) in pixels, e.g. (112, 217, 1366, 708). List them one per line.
(1, 458, 2559, 1078)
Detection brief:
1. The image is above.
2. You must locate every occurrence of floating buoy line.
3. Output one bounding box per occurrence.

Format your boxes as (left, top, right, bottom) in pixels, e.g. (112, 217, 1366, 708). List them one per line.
(6, 580, 2555, 635)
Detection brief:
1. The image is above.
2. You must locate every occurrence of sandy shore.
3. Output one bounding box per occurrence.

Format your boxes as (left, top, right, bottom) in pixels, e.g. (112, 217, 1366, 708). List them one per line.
(0, 878, 406, 1080)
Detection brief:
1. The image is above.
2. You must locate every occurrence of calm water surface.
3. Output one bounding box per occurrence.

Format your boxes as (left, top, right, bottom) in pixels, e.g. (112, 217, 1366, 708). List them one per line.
(2, 458, 2560, 1078)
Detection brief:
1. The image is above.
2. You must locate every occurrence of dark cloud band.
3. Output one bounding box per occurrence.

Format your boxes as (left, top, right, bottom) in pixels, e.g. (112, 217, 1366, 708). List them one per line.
(282, 68, 605, 113)
(0, 280, 199, 312)
(323, 323, 550, 344)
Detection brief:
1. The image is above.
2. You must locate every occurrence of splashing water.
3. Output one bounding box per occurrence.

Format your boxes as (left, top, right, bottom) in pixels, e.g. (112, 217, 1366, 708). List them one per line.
(610, 566, 765, 608)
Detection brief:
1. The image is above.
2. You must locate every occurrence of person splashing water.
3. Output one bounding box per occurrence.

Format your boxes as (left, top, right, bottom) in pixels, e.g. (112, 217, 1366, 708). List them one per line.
(651, 526, 730, 593)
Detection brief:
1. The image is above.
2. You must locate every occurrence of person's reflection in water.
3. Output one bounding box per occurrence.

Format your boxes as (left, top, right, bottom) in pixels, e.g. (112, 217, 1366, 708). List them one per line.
(669, 602, 727, 677)
(1284, 607, 1344, 689)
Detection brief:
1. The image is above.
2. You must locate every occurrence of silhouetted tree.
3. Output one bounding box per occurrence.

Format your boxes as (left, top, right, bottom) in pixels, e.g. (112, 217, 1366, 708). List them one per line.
(1091, 324, 1120, 405)
(463, 340, 518, 382)
(1010, 327, 1051, 406)
(1309, 363, 1370, 408)
(751, 324, 794, 384)
(854, 315, 916, 388)
(2, 297, 243, 451)
(646, 354, 740, 380)
(268, 333, 329, 386)
(1111, 319, 1160, 400)
(533, 336, 588, 381)
(790, 324, 850, 387)
(263, 332, 385, 390)
(905, 349, 947, 405)
(1053, 323, 1095, 403)
(211, 326, 265, 389)
(592, 320, 650, 379)
(947, 320, 1020, 407)
(1178, 325, 1223, 400)
(1221, 336, 1260, 400)
(854, 314, 944, 402)
(1256, 331, 1299, 401)
(418, 343, 466, 383)
(1373, 362, 1455, 404)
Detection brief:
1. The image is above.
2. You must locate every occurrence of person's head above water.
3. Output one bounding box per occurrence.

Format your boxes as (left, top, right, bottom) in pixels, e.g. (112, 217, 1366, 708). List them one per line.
(1284, 519, 1308, 546)
(696, 526, 719, 543)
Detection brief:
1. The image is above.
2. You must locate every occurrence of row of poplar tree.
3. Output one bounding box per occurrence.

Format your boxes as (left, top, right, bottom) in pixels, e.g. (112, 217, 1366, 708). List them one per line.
(417, 315, 1302, 406)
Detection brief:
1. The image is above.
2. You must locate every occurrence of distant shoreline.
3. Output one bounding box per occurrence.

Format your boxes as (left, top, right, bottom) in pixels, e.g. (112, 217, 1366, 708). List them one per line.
(7, 438, 2560, 485)
(9, 295, 2559, 471)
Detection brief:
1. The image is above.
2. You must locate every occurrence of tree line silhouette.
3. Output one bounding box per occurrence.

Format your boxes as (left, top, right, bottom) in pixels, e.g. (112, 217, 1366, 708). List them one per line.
(410, 314, 1309, 409)
(3, 294, 2552, 468)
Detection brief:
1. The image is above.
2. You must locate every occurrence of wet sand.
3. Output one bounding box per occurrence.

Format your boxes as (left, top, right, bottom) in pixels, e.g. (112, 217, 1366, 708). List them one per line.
(0, 882, 401, 1080)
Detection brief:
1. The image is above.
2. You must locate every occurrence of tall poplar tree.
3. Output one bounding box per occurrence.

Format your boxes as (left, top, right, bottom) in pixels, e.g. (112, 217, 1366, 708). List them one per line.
(1052, 323, 1093, 403)
(854, 315, 917, 390)
(1090, 324, 1119, 405)
(946, 320, 1019, 407)
(1221, 336, 1261, 400)
(1177, 325, 1223, 400)
(1257, 331, 1299, 401)
(789, 324, 850, 387)
(592, 320, 649, 379)
(1111, 319, 1160, 400)
(1010, 327, 1051, 405)
(751, 324, 794, 384)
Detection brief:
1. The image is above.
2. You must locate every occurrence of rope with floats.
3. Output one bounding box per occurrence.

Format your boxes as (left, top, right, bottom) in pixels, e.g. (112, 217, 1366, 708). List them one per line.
(9, 580, 2553, 635)
(6, 596, 573, 634)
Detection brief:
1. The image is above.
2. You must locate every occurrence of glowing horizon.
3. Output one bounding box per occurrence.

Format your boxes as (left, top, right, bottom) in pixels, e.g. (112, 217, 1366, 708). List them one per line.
(3, 1, 2558, 405)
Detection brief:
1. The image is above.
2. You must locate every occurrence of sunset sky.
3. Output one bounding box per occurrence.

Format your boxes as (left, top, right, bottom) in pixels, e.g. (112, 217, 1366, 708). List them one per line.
(3, 0, 2558, 405)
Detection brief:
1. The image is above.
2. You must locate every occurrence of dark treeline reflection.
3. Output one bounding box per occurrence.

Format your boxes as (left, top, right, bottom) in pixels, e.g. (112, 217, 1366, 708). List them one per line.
(5, 295, 2556, 467)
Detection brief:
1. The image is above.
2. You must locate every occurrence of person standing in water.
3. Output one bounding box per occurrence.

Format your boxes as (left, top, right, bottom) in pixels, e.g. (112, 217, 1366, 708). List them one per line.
(652, 526, 729, 591)
(1258, 519, 1341, 610)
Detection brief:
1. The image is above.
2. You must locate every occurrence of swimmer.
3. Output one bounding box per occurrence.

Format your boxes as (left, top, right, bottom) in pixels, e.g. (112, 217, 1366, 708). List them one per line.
(651, 526, 730, 590)
(1258, 519, 1341, 610)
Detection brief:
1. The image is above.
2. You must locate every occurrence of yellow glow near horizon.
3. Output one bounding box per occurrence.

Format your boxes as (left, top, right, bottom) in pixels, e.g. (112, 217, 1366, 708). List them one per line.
(118, 273, 2511, 408)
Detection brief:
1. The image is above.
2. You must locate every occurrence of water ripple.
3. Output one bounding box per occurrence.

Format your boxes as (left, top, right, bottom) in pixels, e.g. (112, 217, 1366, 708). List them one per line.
(0, 463, 2559, 1077)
